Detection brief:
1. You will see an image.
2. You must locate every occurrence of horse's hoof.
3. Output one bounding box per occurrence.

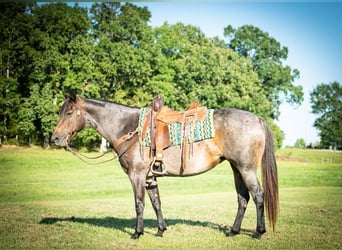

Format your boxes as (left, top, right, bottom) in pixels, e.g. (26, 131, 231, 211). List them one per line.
(226, 230, 239, 237)
(131, 231, 143, 239)
(155, 227, 167, 237)
(252, 232, 261, 239)
(252, 230, 265, 239)
(155, 231, 163, 237)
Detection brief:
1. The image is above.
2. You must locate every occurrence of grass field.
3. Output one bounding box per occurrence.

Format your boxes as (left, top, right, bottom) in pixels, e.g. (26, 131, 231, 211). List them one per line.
(0, 146, 341, 249)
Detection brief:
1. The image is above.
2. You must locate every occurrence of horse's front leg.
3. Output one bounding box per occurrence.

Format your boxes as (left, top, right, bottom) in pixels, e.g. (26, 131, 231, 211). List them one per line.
(146, 183, 167, 237)
(129, 171, 146, 239)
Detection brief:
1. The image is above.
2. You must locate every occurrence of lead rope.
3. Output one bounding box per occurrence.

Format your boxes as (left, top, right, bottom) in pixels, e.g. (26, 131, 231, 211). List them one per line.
(66, 145, 118, 165)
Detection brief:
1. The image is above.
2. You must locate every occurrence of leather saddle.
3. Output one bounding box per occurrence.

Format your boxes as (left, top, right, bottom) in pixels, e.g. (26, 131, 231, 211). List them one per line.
(142, 96, 207, 176)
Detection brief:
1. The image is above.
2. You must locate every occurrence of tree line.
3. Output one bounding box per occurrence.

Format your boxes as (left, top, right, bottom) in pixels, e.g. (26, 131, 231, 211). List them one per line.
(1, 2, 338, 149)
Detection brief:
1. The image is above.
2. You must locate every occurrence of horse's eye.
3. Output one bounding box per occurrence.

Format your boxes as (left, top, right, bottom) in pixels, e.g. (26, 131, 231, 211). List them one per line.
(66, 110, 73, 116)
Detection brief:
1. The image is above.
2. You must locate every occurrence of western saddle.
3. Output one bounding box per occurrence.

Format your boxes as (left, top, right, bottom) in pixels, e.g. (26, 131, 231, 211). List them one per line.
(142, 95, 207, 182)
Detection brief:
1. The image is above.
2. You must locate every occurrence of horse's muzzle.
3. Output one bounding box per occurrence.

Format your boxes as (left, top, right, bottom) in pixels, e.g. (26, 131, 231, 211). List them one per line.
(51, 134, 69, 147)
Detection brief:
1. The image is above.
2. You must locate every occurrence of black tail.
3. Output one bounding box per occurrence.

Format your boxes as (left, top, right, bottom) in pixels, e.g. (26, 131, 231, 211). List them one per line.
(260, 119, 279, 231)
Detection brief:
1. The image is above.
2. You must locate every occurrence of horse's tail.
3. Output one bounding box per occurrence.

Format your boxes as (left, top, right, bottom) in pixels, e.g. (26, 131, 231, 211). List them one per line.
(260, 118, 279, 232)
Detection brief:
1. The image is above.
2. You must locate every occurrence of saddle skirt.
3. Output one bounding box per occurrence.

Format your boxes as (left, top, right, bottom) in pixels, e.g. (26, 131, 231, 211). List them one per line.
(138, 106, 215, 147)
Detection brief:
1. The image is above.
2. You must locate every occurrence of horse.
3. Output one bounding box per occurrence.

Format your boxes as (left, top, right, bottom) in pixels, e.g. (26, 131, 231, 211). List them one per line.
(51, 93, 279, 239)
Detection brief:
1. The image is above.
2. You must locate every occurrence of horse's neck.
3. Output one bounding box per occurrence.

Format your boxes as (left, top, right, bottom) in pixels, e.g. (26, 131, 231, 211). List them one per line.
(82, 98, 140, 145)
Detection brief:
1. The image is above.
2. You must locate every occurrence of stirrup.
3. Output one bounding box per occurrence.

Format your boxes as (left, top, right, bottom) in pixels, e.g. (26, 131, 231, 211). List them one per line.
(150, 157, 167, 176)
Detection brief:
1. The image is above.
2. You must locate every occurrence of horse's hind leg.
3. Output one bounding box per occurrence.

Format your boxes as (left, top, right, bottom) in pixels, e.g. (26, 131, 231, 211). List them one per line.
(248, 176, 266, 239)
(228, 166, 250, 237)
(146, 184, 167, 236)
(229, 165, 266, 238)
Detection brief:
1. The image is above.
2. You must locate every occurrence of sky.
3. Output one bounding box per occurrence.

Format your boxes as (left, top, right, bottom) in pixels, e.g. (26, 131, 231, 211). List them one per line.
(132, 2, 342, 147)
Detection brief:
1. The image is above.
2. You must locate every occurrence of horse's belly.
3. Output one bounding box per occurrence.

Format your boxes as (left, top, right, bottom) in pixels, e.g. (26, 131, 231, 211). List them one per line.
(162, 140, 222, 176)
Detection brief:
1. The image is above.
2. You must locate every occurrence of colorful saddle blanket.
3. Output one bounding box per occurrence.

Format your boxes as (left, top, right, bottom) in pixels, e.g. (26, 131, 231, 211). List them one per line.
(138, 107, 215, 147)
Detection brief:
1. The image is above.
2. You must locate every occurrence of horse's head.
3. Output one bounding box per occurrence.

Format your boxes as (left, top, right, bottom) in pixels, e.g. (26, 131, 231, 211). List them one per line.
(51, 93, 86, 147)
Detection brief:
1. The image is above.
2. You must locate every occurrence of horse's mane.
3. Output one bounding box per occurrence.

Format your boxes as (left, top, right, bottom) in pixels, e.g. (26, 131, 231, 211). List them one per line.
(85, 98, 108, 107)
(85, 98, 141, 109)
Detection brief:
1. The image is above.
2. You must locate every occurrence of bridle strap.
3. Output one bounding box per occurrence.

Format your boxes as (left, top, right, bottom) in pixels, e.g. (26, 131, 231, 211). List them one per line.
(113, 127, 140, 149)
(66, 127, 140, 165)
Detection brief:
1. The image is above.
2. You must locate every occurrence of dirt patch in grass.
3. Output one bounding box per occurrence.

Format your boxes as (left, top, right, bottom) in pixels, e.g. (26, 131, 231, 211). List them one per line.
(276, 155, 307, 162)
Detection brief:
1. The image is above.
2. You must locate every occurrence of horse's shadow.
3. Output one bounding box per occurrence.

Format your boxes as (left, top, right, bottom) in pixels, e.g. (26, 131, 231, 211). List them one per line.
(39, 216, 255, 237)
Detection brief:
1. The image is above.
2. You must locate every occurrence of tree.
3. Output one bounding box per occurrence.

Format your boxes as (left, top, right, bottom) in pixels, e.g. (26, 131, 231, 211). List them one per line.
(224, 25, 304, 119)
(1, 3, 295, 149)
(150, 23, 271, 117)
(294, 138, 306, 148)
(18, 3, 92, 145)
(310, 81, 342, 149)
(0, 3, 35, 144)
(90, 3, 155, 105)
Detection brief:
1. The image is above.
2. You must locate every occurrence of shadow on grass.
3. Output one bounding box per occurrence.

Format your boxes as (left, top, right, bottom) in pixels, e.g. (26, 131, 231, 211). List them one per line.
(39, 216, 255, 237)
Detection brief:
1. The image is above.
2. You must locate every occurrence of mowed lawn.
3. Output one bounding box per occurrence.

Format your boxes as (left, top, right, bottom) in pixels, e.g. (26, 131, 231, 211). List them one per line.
(0, 146, 341, 249)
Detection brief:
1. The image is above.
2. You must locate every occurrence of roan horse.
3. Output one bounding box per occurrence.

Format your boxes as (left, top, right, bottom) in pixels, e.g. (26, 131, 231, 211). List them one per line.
(51, 93, 278, 239)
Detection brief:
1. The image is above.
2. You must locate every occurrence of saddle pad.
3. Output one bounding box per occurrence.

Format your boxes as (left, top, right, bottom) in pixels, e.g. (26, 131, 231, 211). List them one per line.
(138, 107, 215, 147)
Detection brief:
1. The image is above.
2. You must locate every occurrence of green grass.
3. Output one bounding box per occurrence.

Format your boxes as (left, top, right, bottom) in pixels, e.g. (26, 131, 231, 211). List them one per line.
(0, 147, 341, 249)
(277, 147, 342, 163)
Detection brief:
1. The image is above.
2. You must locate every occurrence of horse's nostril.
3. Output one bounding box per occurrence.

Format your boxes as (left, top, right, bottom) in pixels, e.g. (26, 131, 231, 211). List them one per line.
(51, 135, 58, 143)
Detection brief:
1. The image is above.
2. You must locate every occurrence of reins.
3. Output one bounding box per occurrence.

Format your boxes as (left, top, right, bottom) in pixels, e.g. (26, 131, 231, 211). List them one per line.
(65, 128, 140, 165)
(66, 145, 118, 165)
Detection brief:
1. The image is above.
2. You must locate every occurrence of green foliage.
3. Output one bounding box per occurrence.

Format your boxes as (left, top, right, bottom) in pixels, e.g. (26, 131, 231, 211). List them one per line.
(224, 25, 304, 119)
(0, 3, 304, 148)
(0, 3, 35, 143)
(14, 3, 92, 145)
(0, 77, 20, 142)
(294, 137, 306, 148)
(72, 128, 102, 151)
(267, 120, 284, 150)
(310, 81, 342, 149)
(149, 22, 271, 118)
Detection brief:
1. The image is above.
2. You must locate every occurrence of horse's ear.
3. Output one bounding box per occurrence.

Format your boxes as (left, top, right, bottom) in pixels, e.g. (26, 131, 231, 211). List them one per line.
(64, 92, 77, 103)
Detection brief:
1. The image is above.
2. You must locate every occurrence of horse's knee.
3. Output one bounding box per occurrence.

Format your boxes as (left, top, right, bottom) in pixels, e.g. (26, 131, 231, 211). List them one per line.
(149, 194, 162, 210)
(251, 186, 264, 208)
(238, 192, 249, 207)
(135, 198, 144, 213)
